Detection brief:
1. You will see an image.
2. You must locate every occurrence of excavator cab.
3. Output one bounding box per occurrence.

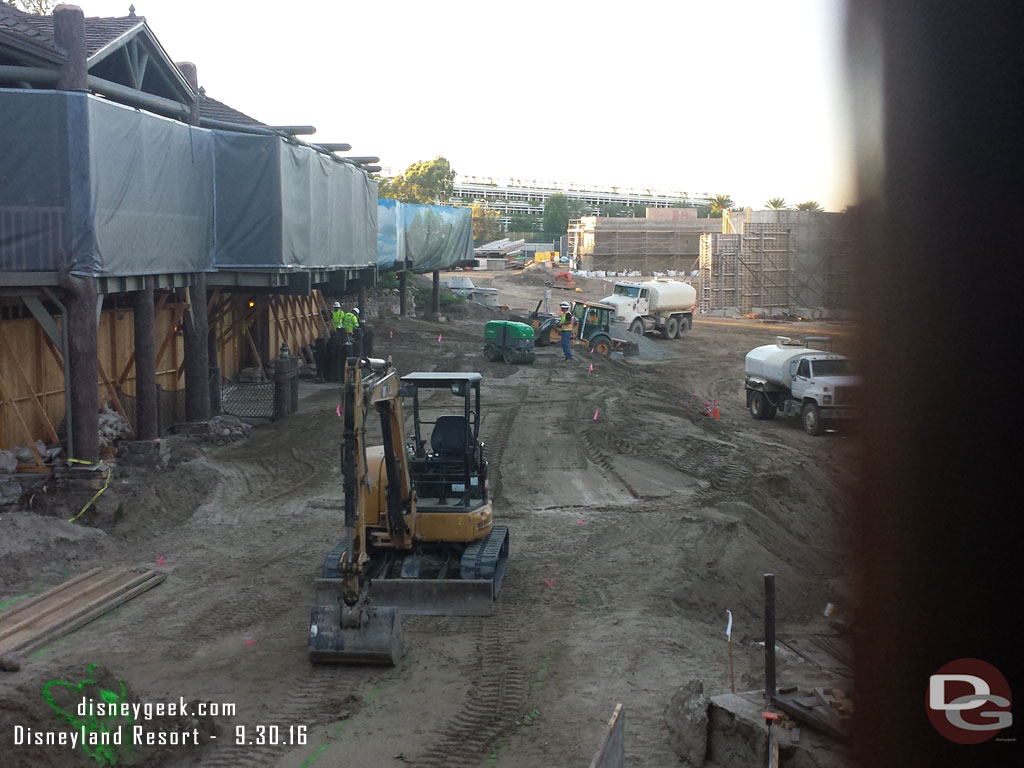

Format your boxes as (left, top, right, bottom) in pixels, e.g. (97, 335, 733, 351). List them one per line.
(402, 373, 488, 509)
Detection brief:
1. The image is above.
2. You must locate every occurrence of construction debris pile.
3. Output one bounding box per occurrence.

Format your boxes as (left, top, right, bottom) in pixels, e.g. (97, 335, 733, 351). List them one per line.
(173, 415, 253, 446)
(98, 403, 130, 447)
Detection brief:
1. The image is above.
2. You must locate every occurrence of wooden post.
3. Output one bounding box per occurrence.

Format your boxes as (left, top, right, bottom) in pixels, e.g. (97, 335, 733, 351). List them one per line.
(182, 276, 210, 422)
(133, 277, 158, 439)
(399, 269, 408, 316)
(54, 5, 87, 92)
(764, 573, 776, 704)
(62, 277, 99, 462)
(431, 270, 440, 318)
(55, 5, 98, 461)
(208, 289, 221, 417)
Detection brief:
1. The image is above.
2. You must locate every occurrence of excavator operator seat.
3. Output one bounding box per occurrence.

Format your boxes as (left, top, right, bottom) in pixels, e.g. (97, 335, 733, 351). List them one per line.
(430, 415, 467, 458)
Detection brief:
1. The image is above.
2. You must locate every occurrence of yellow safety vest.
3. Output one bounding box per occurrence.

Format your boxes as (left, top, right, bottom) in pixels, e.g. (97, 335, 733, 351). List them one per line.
(557, 311, 574, 332)
(332, 309, 343, 329)
(342, 312, 359, 332)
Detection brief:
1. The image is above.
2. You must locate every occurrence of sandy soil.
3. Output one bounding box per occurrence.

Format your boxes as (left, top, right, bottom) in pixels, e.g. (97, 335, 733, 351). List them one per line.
(1, 267, 858, 768)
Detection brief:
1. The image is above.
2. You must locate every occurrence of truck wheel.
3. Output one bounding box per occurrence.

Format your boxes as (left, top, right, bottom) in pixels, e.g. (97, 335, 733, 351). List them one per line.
(677, 316, 690, 335)
(749, 390, 768, 420)
(802, 402, 823, 436)
(484, 344, 497, 361)
(629, 319, 644, 336)
(665, 317, 679, 339)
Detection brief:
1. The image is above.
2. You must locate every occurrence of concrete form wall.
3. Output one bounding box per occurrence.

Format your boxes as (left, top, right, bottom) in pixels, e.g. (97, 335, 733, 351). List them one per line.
(573, 217, 715, 274)
(699, 226, 794, 314)
(698, 211, 854, 314)
(749, 210, 855, 310)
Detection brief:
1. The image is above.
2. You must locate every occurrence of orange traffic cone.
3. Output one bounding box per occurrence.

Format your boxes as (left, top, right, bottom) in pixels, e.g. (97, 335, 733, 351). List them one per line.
(714, 400, 720, 419)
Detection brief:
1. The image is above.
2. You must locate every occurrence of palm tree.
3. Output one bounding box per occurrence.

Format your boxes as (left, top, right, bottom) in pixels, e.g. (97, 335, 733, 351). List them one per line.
(766, 198, 788, 210)
(795, 201, 824, 212)
(709, 194, 734, 218)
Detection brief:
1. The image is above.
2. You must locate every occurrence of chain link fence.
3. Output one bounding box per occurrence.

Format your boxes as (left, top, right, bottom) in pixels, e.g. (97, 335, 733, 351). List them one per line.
(220, 380, 275, 419)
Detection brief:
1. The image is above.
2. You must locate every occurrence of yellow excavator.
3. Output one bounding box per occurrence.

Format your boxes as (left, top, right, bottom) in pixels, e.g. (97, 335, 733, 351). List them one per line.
(308, 355, 509, 665)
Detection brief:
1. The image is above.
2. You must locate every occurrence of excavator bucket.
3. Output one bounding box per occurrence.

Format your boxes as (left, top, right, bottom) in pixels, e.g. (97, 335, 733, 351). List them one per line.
(308, 586, 403, 666)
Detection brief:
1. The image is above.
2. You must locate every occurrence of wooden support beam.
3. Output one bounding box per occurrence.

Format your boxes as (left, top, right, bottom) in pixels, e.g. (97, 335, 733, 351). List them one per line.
(40, 332, 64, 372)
(96, 356, 129, 425)
(155, 303, 186, 370)
(245, 328, 265, 378)
(0, 371, 46, 469)
(0, 333, 60, 444)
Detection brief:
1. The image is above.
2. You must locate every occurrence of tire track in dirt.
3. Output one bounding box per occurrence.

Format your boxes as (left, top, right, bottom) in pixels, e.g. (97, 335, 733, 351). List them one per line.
(412, 612, 527, 768)
(481, 403, 521, 510)
(200, 665, 362, 768)
(569, 394, 642, 500)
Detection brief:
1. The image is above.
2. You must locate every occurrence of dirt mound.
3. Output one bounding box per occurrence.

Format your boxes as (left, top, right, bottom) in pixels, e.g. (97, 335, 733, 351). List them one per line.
(0, 662, 214, 768)
(0, 513, 115, 591)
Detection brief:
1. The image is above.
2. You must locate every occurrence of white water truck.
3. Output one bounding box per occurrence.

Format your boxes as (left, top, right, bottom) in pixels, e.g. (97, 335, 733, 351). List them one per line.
(744, 337, 860, 435)
(600, 279, 696, 339)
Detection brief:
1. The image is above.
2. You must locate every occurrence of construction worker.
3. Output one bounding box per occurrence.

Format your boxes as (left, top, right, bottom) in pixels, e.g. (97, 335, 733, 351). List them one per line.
(342, 306, 360, 354)
(331, 302, 343, 333)
(557, 301, 577, 361)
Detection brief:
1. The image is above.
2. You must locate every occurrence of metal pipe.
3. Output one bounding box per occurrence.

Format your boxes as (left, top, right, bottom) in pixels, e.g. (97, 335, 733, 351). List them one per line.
(0, 66, 60, 85)
(42, 287, 74, 460)
(317, 143, 353, 152)
(198, 116, 279, 136)
(86, 75, 190, 119)
(267, 125, 316, 135)
(344, 156, 380, 164)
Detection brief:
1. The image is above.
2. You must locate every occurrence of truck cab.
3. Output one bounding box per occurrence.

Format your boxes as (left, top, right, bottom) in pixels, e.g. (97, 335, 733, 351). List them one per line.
(608, 282, 650, 320)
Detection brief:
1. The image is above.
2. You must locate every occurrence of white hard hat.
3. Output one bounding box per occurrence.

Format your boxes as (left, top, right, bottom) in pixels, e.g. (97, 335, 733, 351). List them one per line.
(353, 307, 360, 314)
(333, 301, 341, 308)
(560, 301, 570, 309)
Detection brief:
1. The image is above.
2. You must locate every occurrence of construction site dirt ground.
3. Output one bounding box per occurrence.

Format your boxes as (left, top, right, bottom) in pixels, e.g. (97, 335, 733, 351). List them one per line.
(0, 269, 859, 768)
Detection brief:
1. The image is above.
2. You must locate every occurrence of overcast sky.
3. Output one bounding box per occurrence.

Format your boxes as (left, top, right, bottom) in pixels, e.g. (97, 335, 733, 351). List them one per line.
(80, 0, 855, 211)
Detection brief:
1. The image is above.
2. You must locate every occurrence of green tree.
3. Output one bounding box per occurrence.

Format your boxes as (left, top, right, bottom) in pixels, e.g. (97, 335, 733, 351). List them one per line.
(378, 156, 455, 204)
(598, 202, 634, 218)
(471, 204, 503, 245)
(709, 194, 734, 218)
(543, 193, 570, 237)
(5, 0, 57, 13)
(766, 197, 789, 210)
(566, 198, 591, 218)
(507, 214, 538, 233)
(795, 201, 824, 212)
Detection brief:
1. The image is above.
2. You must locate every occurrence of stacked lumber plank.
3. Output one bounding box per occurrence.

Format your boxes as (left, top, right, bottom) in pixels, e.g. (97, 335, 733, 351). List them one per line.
(0, 568, 165, 657)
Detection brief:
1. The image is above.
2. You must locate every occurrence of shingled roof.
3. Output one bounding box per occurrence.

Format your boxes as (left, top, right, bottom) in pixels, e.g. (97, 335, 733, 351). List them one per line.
(1, 4, 263, 126)
(199, 93, 266, 127)
(1, 4, 141, 60)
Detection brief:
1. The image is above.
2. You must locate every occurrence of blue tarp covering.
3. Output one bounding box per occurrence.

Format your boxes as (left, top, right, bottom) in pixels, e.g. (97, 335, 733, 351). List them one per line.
(214, 133, 377, 270)
(376, 199, 473, 274)
(0, 89, 378, 277)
